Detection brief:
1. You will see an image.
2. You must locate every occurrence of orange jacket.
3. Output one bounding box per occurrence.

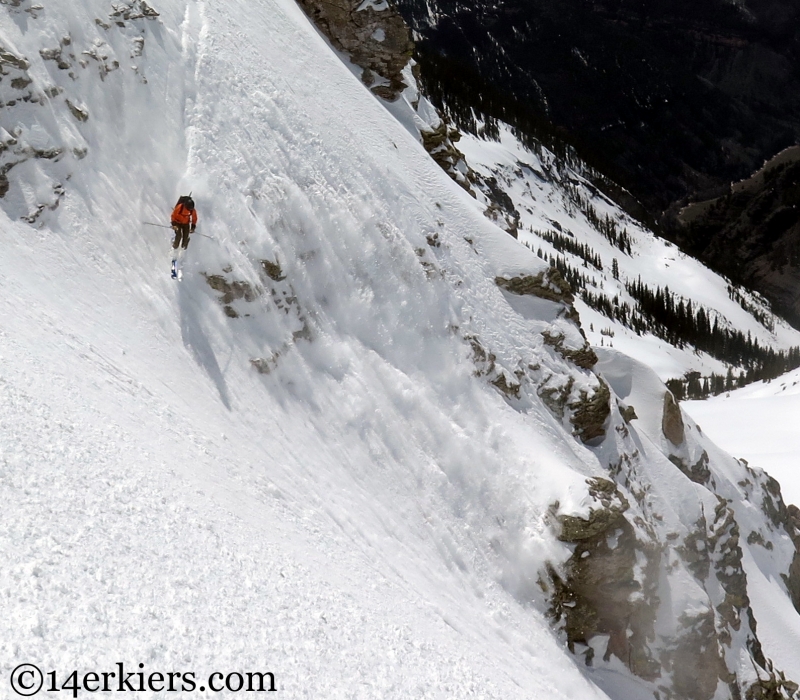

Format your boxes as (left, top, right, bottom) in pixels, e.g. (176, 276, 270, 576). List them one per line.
(171, 203, 198, 226)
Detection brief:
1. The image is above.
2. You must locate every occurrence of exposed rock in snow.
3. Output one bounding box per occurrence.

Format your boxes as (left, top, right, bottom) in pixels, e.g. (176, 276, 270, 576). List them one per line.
(295, 0, 413, 100)
(496, 268, 576, 309)
(662, 390, 685, 445)
(550, 477, 660, 680)
(591, 349, 800, 698)
(110, 1, 160, 21)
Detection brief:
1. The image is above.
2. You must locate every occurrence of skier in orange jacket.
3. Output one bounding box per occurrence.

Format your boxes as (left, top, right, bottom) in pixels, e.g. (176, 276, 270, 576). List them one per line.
(171, 195, 198, 254)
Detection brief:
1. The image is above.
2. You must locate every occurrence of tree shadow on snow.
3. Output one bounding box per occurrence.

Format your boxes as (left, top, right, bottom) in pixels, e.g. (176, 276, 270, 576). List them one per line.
(177, 283, 232, 410)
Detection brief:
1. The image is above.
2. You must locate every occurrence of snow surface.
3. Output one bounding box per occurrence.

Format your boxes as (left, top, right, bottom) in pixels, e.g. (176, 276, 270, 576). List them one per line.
(2, 0, 800, 698)
(685, 368, 800, 506)
(0, 0, 608, 697)
(596, 349, 800, 690)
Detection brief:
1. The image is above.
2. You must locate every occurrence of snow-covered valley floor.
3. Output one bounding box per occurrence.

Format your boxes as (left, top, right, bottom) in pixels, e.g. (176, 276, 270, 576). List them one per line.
(685, 370, 800, 506)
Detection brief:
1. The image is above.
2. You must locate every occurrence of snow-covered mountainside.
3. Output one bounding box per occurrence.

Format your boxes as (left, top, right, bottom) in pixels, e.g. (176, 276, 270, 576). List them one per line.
(2, 2, 800, 699)
(395, 0, 800, 214)
(455, 126, 800, 389)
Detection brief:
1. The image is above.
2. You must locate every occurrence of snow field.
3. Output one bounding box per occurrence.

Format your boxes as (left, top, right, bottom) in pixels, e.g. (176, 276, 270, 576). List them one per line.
(685, 367, 800, 506)
(3, 0, 800, 697)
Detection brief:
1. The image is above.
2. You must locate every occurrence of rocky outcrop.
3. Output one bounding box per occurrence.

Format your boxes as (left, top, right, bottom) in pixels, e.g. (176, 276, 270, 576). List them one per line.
(662, 390, 685, 445)
(202, 270, 263, 318)
(542, 346, 800, 699)
(550, 477, 660, 679)
(418, 117, 478, 196)
(496, 268, 602, 380)
(202, 259, 305, 322)
(619, 404, 637, 423)
(569, 380, 610, 443)
(549, 471, 789, 699)
(743, 475, 800, 616)
(496, 267, 574, 307)
(492, 267, 610, 441)
(786, 505, 800, 613)
(466, 334, 523, 399)
(496, 268, 584, 329)
(669, 451, 711, 485)
(0, 1, 161, 222)
(230, 258, 313, 372)
(295, 0, 413, 100)
(478, 174, 520, 237)
(666, 609, 735, 700)
(110, 0, 159, 21)
(420, 120, 462, 173)
(66, 99, 89, 122)
(0, 40, 68, 214)
(261, 258, 287, 282)
(746, 665, 800, 700)
(542, 331, 597, 370)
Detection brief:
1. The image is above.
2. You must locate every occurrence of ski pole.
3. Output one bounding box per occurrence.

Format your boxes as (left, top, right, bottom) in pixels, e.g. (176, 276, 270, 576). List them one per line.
(143, 222, 213, 240)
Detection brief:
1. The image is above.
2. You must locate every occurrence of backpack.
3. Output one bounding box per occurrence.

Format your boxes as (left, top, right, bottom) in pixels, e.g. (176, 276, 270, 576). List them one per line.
(177, 195, 195, 211)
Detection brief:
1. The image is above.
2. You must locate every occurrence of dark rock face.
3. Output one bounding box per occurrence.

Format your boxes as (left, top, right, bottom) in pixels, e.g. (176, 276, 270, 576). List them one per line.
(671, 147, 800, 324)
(495, 268, 574, 306)
(569, 379, 610, 442)
(757, 485, 800, 615)
(667, 609, 734, 700)
(662, 390, 685, 446)
(202, 271, 262, 318)
(395, 0, 800, 214)
(295, 0, 414, 100)
(550, 470, 790, 699)
(669, 451, 711, 485)
(419, 118, 480, 197)
(542, 331, 598, 371)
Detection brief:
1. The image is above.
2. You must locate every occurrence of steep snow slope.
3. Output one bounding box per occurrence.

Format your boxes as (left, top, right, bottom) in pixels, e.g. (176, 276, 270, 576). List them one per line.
(2, 1, 800, 699)
(0, 1, 618, 697)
